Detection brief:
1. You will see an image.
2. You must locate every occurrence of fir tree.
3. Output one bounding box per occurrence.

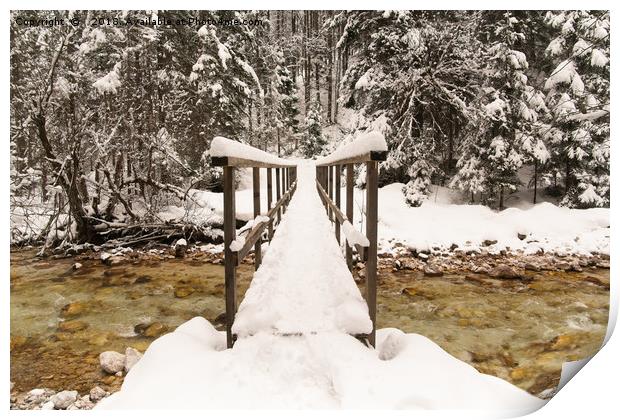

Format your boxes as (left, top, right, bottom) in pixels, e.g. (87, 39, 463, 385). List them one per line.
(300, 101, 326, 158)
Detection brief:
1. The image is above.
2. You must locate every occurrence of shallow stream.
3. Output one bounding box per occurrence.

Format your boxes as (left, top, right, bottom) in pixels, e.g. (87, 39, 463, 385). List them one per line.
(10, 250, 609, 396)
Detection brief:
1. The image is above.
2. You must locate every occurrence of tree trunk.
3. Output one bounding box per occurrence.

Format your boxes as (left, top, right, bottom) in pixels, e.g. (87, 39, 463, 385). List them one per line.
(35, 113, 93, 242)
(533, 160, 538, 205)
(327, 22, 333, 123)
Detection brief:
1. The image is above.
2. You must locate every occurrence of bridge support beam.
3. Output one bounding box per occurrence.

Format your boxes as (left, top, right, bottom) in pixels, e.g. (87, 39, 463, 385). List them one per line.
(345, 164, 354, 270)
(267, 168, 273, 241)
(253, 167, 262, 269)
(335, 165, 341, 245)
(365, 161, 378, 347)
(223, 166, 237, 349)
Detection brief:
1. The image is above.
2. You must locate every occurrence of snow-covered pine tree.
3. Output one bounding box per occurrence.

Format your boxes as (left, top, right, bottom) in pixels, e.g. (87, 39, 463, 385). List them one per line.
(300, 101, 327, 158)
(542, 11, 610, 208)
(338, 11, 483, 201)
(455, 12, 543, 209)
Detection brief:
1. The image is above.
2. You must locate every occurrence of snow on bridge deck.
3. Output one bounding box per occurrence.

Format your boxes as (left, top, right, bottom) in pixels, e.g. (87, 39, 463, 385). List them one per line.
(232, 161, 372, 338)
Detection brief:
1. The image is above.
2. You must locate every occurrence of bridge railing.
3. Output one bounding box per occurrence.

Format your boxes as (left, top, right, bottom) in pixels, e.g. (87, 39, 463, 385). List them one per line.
(210, 137, 297, 348)
(315, 132, 387, 347)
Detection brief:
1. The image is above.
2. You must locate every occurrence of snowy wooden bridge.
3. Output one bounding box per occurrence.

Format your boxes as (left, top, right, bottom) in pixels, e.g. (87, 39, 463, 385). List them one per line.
(210, 133, 388, 348)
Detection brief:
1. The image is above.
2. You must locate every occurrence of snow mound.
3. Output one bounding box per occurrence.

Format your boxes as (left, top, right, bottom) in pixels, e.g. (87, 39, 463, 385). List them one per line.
(97, 317, 543, 412)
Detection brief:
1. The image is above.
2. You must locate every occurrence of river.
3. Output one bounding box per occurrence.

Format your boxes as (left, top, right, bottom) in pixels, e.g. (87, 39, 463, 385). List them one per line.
(10, 249, 609, 397)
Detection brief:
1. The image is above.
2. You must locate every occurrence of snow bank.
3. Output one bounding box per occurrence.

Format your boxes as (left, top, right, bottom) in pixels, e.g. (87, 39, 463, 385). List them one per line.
(316, 131, 387, 165)
(368, 183, 609, 256)
(97, 318, 543, 412)
(209, 136, 294, 167)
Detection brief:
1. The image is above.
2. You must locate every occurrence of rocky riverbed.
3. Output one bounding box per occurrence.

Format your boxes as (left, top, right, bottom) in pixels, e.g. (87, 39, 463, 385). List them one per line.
(10, 245, 609, 408)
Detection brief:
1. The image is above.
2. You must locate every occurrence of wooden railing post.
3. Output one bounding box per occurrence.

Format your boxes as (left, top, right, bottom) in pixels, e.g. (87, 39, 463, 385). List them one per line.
(275, 167, 281, 224)
(267, 167, 273, 241)
(346, 163, 354, 270)
(365, 161, 378, 347)
(335, 164, 341, 245)
(223, 166, 237, 349)
(252, 167, 261, 269)
(281, 168, 286, 211)
(328, 166, 333, 221)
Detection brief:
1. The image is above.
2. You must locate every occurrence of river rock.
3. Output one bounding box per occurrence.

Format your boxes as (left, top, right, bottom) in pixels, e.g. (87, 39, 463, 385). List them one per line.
(72, 262, 83, 270)
(61, 302, 86, 317)
(143, 322, 168, 338)
(489, 264, 521, 280)
(482, 239, 498, 247)
(174, 286, 195, 298)
(417, 253, 429, 261)
(175, 239, 188, 258)
(58, 320, 88, 333)
(10, 335, 27, 351)
(99, 351, 126, 374)
(41, 400, 55, 410)
(125, 347, 143, 372)
(524, 262, 541, 271)
(51, 390, 78, 409)
(89, 386, 107, 402)
(423, 263, 443, 277)
(550, 334, 577, 351)
(100, 252, 112, 264)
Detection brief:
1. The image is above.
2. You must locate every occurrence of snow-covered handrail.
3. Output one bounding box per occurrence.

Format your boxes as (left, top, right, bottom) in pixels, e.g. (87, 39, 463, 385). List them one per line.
(210, 136, 296, 168)
(316, 131, 388, 166)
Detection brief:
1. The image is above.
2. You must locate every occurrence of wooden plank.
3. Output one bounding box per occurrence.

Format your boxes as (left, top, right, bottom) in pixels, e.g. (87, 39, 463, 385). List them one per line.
(316, 150, 387, 167)
(335, 164, 341, 244)
(365, 160, 378, 347)
(267, 167, 273, 241)
(223, 166, 237, 349)
(211, 156, 296, 169)
(346, 163, 354, 270)
(252, 167, 261, 269)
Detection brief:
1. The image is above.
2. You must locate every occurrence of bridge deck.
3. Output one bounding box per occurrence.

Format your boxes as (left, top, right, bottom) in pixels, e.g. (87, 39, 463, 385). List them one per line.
(232, 161, 372, 338)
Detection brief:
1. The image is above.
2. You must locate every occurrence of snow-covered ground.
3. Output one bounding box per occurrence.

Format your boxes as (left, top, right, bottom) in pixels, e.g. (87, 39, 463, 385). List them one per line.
(233, 161, 371, 337)
(368, 183, 610, 256)
(97, 317, 543, 411)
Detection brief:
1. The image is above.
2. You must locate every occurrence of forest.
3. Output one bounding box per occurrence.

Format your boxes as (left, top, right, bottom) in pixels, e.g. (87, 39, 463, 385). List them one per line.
(9, 10, 610, 249)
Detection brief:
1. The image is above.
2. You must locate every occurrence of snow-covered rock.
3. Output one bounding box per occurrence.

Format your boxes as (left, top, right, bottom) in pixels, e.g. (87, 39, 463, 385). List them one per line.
(125, 347, 143, 372)
(174, 238, 188, 258)
(99, 351, 126, 374)
(51, 390, 78, 409)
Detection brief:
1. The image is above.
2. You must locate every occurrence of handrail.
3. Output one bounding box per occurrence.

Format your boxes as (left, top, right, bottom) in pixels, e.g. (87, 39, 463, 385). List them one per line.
(313, 131, 387, 347)
(209, 138, 298, 348)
